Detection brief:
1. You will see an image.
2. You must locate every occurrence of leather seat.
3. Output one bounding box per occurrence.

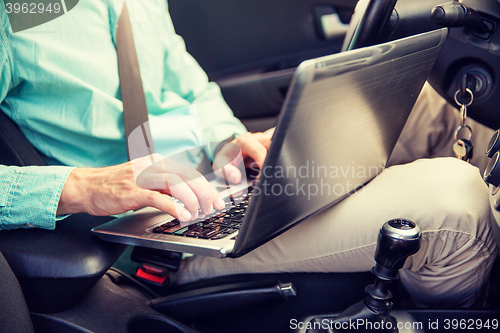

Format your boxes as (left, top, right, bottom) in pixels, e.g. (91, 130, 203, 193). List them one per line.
(0, 111, 126, 313)
(0, 252, 35, 333)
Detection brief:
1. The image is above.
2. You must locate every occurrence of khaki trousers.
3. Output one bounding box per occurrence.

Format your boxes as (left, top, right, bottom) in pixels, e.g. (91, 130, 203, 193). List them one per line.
(177, 83, 498, 308)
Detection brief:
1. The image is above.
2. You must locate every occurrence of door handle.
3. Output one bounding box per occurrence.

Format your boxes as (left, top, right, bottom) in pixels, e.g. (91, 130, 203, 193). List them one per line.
(314, 6, 349, 40)
(321, 12, 349, 39)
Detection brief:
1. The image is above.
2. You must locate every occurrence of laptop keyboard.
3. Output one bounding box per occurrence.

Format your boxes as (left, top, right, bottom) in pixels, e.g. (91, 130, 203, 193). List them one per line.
(151, 187, 253, 240)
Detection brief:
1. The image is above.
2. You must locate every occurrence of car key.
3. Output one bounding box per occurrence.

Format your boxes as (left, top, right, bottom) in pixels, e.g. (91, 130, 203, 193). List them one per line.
(453, 139, 473, 162)
(460, 139, 473, 162)
(453, 139, 467, 160)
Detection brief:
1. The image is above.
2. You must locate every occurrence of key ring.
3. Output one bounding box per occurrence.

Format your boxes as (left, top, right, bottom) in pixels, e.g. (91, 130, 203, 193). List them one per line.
(454, 88, 474, 127)
(452, 88, 474, 162)
(454, 88, 474, 107)
(454, 124, 473, 142)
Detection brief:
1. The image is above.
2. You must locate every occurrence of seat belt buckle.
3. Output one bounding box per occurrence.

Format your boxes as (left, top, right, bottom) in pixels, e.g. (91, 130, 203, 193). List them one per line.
(135, 264, 169, 286)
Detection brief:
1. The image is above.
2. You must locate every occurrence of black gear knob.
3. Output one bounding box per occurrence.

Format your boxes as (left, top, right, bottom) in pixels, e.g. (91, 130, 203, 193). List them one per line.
(364, 219, 422, 314)
(374, 219, 421, 273)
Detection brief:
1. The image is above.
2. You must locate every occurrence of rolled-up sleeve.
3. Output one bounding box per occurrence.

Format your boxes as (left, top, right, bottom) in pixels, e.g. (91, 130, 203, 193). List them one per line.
(0, 165, 74, 230)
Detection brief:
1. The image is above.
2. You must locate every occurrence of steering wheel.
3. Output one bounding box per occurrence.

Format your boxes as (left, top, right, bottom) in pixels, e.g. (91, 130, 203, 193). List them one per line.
(342, 0, 398, 51)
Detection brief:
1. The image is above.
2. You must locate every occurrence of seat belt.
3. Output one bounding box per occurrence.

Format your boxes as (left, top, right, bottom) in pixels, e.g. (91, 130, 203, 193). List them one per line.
(116, 2, 154, 160)
(115, 4, 182, 279)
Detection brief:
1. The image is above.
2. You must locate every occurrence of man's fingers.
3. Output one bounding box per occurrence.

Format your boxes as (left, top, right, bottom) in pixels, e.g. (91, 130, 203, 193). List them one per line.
(210, 184, 226, 210)
(251, 132, 272, 149)
(213, 142, 244, 182)
(183, 176, 216, 215)
(212, 131, 273, 184)
(165, 174, 202, 218)
(237, 135, 267, 168)
(143, 190, 192, 222)
(213, 142, 243, 169)
(165, 164, 219, 215)
(221, 163, 243, 184)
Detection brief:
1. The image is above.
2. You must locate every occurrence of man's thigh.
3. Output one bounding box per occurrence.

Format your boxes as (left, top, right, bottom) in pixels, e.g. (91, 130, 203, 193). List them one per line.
(177, 157, 493, 284)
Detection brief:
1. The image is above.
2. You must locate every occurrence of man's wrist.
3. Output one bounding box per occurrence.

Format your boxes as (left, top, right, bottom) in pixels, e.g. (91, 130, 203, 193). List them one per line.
(57, 168, 90, 216)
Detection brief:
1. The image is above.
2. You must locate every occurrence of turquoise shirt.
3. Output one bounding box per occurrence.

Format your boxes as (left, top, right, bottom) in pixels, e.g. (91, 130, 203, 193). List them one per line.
(0, 0, 246, 230)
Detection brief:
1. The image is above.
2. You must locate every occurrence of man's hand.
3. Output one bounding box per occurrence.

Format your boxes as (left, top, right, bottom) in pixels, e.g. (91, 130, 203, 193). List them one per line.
(57, 154, 225, 221)
(214, 128, 275, 184)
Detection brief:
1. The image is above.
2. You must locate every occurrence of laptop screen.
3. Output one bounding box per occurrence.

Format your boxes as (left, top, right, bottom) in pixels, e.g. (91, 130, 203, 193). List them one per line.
(232, 28, 447, 257)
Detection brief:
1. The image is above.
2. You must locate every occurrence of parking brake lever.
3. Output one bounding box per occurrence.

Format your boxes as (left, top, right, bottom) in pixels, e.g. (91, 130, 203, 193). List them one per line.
(150, 280, 296, 323)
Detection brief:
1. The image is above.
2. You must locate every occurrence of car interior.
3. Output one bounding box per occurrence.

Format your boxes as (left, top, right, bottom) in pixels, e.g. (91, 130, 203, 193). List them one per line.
(1, 0, 500, 332)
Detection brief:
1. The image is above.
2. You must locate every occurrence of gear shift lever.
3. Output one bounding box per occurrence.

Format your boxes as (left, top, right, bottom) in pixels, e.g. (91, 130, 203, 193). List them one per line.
(330, 219, 421, 332)
(365, 219, 421, 313)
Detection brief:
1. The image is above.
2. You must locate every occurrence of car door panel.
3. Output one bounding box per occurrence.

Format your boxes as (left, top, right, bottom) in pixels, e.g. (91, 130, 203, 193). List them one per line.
(168, 0, 357, 130)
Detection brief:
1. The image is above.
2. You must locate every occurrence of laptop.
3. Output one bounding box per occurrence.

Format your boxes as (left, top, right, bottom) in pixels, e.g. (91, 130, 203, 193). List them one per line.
(92, 28, 448, 258)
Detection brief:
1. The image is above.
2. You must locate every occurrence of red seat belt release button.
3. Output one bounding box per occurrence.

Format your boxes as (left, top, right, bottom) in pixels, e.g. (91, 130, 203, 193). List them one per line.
(136, 267, 167, 285)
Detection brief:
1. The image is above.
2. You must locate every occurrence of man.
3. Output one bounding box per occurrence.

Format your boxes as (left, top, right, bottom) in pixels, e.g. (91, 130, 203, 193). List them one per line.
(0, 0, 270, 228)
(0, 0, 496, 307)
